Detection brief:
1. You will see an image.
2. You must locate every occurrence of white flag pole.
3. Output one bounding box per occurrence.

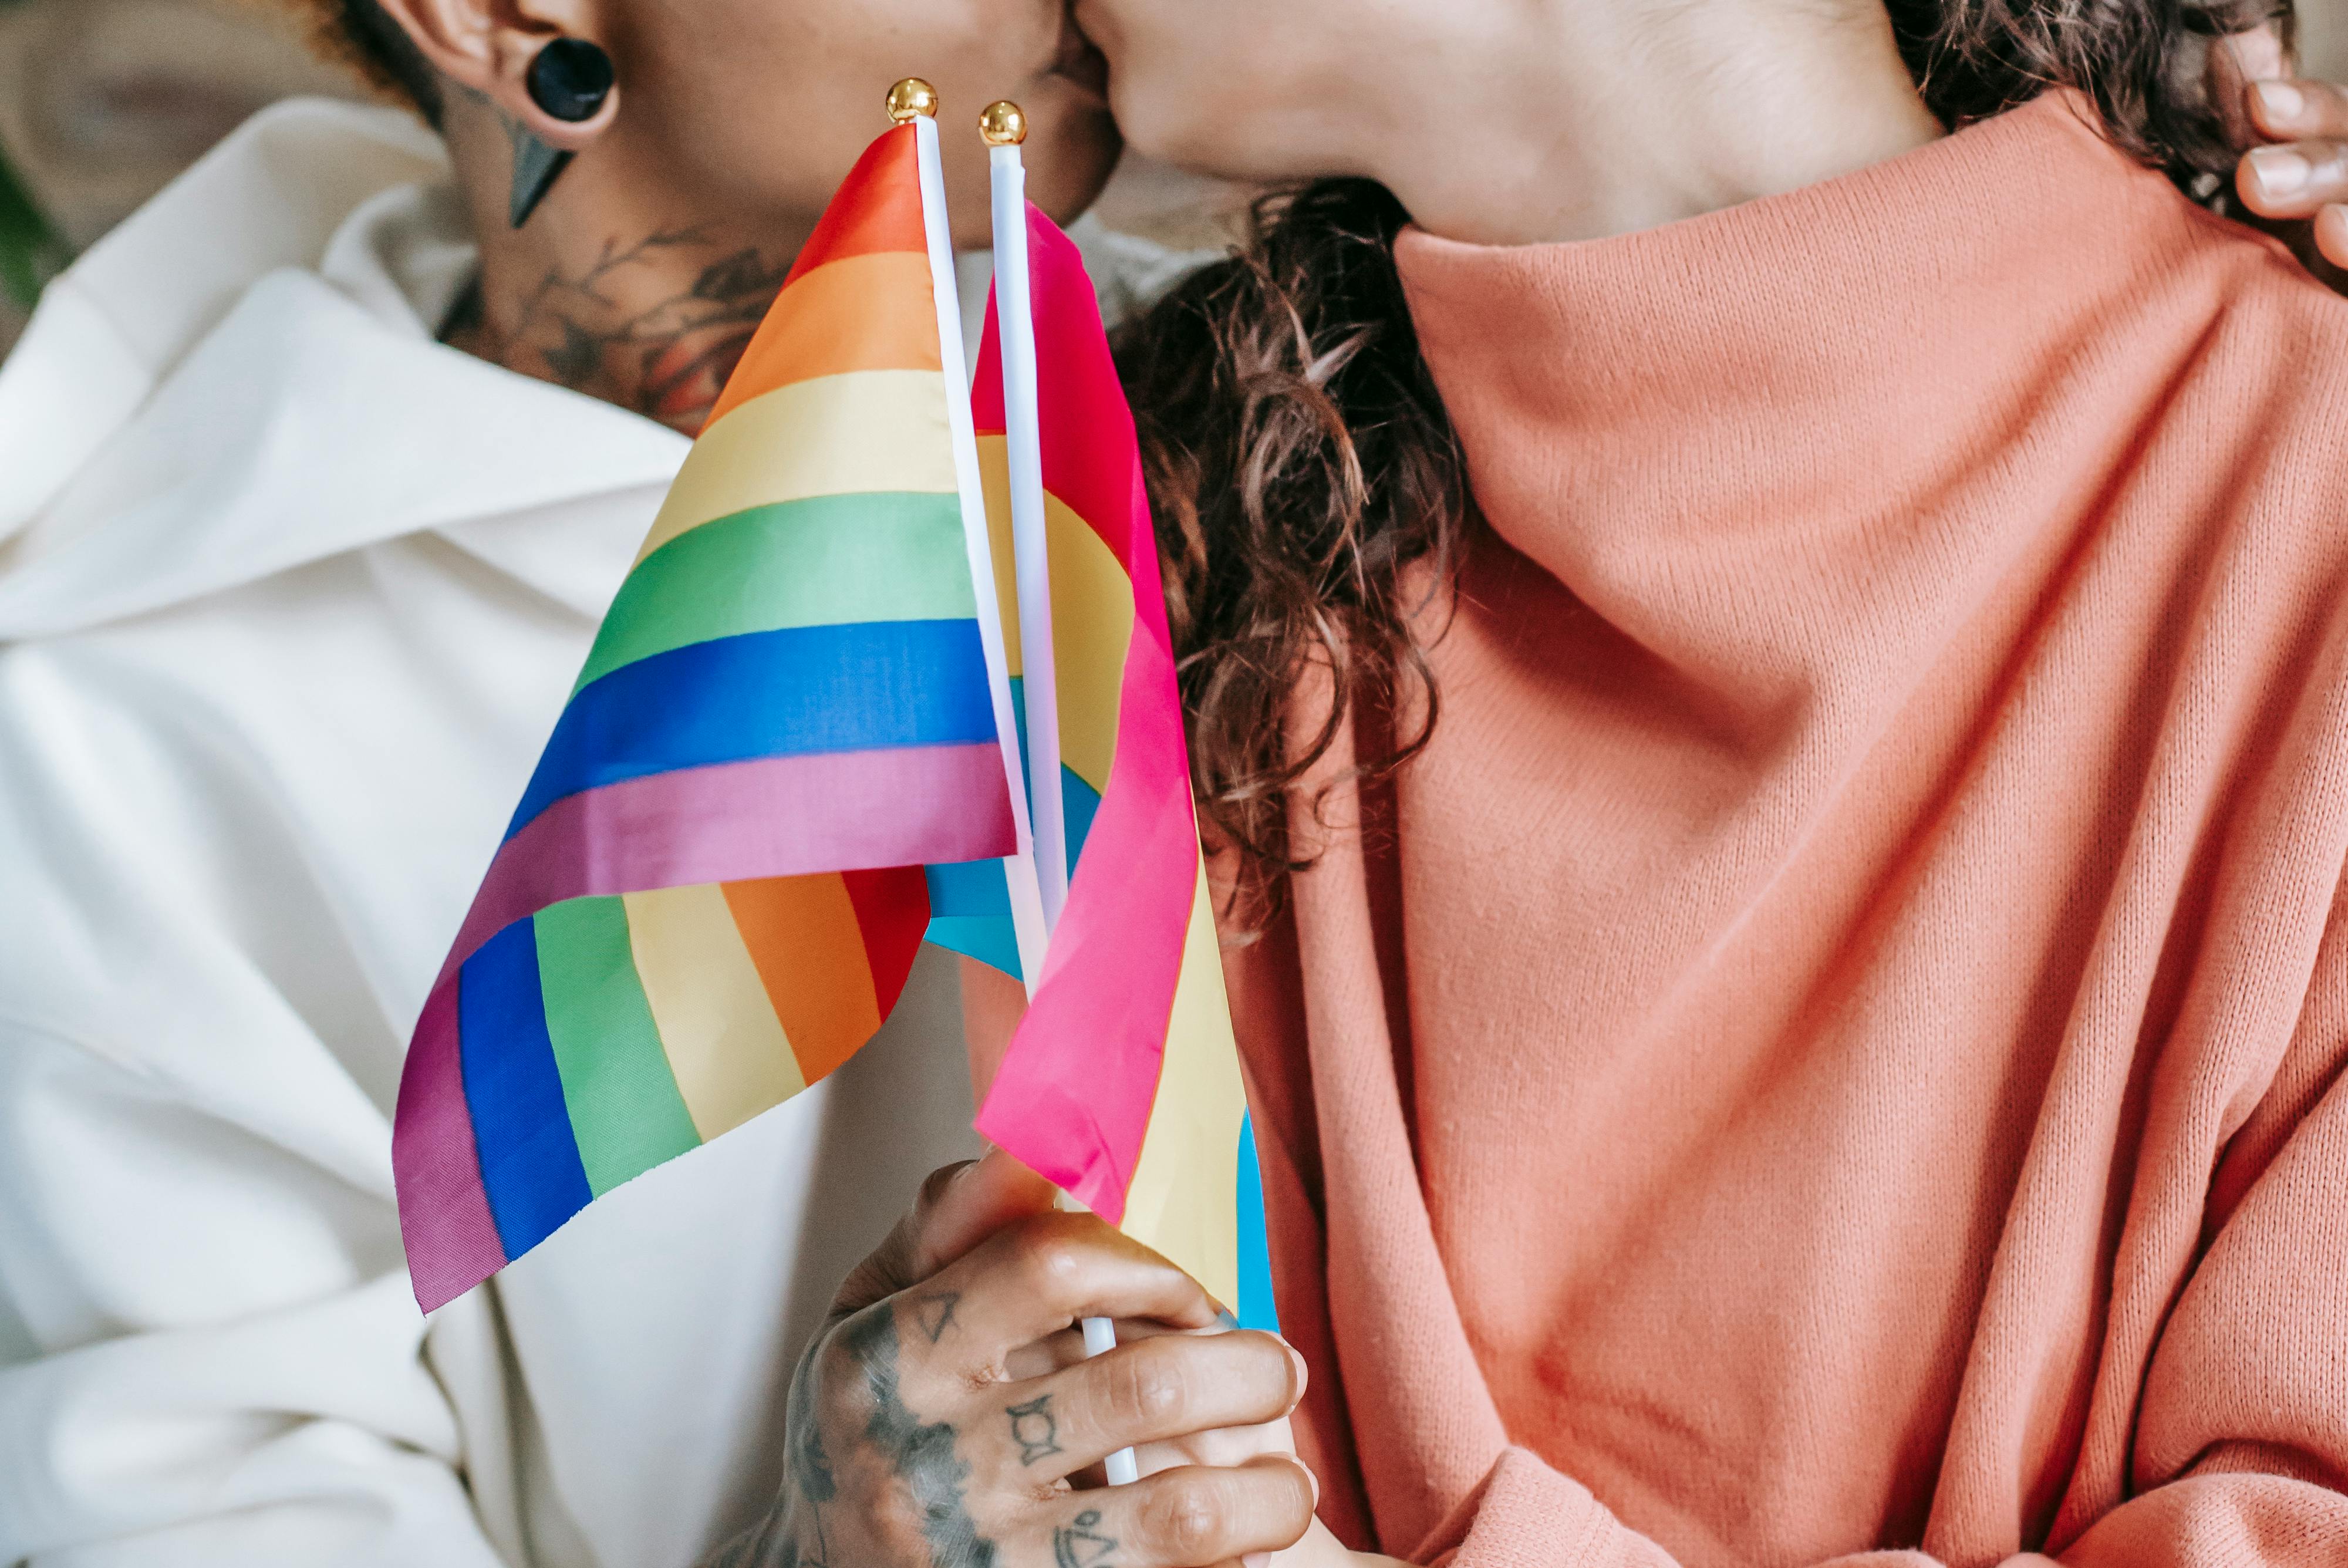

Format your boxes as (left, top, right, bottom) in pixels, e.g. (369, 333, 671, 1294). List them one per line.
(987, 120, 1070, 933)
(984, 99, 1135, 1489)
(909, 83, 1048, 990)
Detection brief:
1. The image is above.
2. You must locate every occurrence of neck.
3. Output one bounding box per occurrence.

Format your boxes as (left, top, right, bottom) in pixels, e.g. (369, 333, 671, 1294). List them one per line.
(440, 92, 812, 435)
(1325, 0, 1943, 247)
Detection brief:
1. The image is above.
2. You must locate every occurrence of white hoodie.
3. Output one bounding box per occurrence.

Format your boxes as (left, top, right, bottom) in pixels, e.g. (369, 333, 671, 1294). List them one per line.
(0, 97, 1124, 1567)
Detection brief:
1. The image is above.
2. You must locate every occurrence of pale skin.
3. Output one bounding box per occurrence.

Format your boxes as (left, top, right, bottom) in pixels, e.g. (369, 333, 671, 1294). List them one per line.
(351, 0, 2348, 1563)
(1070, 0, 2327, 249)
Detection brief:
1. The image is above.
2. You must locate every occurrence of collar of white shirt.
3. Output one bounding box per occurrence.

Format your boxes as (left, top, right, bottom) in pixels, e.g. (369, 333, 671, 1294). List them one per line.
(0, 97, 691, 643)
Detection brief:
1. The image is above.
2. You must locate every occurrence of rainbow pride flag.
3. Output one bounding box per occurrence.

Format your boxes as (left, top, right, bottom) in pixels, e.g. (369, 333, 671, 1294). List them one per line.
(393, 117, 1028, 1313)
(970, 204, 1272, 1328)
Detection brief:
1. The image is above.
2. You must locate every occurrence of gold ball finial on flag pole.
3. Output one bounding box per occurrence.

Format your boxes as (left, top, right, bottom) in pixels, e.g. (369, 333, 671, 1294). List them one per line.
(886, 77, 940, 123)
(979, 100, 1028, 147)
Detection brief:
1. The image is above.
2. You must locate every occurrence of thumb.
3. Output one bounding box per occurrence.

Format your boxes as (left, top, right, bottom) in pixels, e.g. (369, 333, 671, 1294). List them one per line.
(912, 1145, 1064, 1274)
(835, 1148, 1061, 1312)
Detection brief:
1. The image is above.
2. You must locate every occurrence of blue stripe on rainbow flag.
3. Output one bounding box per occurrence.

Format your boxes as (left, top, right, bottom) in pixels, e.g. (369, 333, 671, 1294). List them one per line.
(924, 859, 1024, 976)
(1061, 767, 1100, 869)
(458, 919, 592, 1256)
(919, 670, 1104, 982)
(917, 765, 1098, 982)
(1234, 1112, 1279, 1334)
(507, 619, 1001, 841)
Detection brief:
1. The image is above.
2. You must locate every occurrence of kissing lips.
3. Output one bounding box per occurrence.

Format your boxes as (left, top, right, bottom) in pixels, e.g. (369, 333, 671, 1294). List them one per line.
(1048, 6, 1111, 106)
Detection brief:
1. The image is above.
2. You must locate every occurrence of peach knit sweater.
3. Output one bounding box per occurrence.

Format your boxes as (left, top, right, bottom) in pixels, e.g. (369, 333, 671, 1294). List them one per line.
(1226, 94, 2348, 1567)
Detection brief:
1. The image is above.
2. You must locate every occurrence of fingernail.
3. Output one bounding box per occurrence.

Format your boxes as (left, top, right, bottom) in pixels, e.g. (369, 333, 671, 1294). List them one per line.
(1243, 1554, 1271, 1568)
(2257, 80, 2306, 122)
(1305, 1462, 1321, 1510)
(1286, 1346, 1310, 1405)
(2250, 146, 2311, 198)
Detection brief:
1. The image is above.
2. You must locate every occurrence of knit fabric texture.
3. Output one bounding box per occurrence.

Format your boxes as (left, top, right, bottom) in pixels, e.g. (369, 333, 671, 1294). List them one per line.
(1226, 90, 2348, 1568)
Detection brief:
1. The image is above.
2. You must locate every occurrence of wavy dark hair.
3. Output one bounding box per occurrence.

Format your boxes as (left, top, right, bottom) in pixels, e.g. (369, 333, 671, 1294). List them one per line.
(267, 0, 444, 123)
(1119, 0, 2290, 917)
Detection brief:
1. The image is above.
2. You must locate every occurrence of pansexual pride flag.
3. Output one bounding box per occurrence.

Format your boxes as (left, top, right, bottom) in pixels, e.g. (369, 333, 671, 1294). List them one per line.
(393, 116, 1025, 1313)
(969, 204, 1268, 1326)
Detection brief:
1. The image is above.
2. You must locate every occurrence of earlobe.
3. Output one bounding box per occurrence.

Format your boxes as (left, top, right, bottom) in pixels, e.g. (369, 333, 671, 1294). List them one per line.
(506, 38, 617, 226)
(526, 39, 617, 126)
(370, 0, 620, 227)
(495, 31, 620, 153)
(369, 0, 620, 151)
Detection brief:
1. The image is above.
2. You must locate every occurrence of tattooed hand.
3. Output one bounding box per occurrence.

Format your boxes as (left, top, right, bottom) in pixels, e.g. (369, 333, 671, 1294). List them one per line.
(703, 1151, 1318, 1568)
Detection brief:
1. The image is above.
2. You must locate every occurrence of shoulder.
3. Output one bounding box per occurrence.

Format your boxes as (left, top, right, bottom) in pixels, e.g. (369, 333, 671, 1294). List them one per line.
(2080, 197, 2348, 555)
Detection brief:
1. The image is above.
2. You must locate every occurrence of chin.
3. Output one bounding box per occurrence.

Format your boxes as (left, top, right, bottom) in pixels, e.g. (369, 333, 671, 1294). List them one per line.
(1099, 77, 1242, 185)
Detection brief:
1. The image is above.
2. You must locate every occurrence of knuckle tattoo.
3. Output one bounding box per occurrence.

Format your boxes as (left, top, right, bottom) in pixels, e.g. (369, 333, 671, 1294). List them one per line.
(912, 1290, 961, 1344)
(1052, 1507, 1118, 1568)
(1004, 1394, 1065, 1466)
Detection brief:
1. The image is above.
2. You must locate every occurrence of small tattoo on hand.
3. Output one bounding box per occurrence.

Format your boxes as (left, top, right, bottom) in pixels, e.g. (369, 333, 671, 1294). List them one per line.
(1006, 1395, 1065, 1466)
(1053, 1509, 1116, 1568)
(913, 1292, 961, 1343)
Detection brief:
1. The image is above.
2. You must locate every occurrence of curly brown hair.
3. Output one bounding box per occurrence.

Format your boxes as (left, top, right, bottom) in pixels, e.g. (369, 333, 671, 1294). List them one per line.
(261, 0, 440, 121)
(1119, 0, 2290, 920)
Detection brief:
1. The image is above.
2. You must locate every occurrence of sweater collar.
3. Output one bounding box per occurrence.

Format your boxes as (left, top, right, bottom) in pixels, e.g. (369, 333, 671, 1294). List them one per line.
(1392, 92, 2259, 706)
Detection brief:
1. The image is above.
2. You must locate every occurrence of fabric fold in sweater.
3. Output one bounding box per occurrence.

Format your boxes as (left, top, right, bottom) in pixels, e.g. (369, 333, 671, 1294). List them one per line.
(1227, 92, 2348, 1567)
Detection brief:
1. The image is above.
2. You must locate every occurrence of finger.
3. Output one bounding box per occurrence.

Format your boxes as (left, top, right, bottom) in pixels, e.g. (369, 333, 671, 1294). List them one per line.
(834, 1150, 1062, 1313)
(991, 1331, 1306, 1481)
(1132, 1413, 1300, 1479)
(2238, 139, 2348, 219)
(2250, 79, 2348, 144)
(908, 1147, 1064, 1276)
(1008, 1311, 1219, 1379)
(919, 1211, 1221, 1361)
(1038, 1456, 1317, 1568)
(2317, 205, 2348, 271)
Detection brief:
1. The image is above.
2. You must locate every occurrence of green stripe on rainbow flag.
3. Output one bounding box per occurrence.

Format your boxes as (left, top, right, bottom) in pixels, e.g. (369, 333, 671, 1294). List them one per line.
(533, 895, 703, 1195)
(576, 493, 979, 693)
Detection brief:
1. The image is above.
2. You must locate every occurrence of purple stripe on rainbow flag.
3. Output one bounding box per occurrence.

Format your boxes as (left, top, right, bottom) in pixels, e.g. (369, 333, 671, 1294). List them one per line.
(393, 981, 509, 1304)
(436, 743, 1014, 995)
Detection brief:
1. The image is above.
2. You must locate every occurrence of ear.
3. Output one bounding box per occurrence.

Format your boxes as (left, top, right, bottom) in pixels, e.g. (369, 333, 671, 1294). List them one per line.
(368, 0, 620, 151)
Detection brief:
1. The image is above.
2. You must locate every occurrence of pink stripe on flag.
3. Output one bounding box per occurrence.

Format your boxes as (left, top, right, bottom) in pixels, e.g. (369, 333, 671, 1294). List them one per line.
(976, 628, 1197, 1221)
(435, 743, 1017, 993)
(394, 980, 507, 1312)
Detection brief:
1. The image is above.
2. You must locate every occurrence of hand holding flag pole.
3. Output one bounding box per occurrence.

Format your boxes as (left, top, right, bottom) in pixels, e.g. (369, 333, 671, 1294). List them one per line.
(982, 96, 1141, 1489)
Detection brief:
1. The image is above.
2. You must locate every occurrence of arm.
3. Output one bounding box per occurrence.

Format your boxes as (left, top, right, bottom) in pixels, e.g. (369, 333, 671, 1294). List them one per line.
(1396, 953, 2348, 1568)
